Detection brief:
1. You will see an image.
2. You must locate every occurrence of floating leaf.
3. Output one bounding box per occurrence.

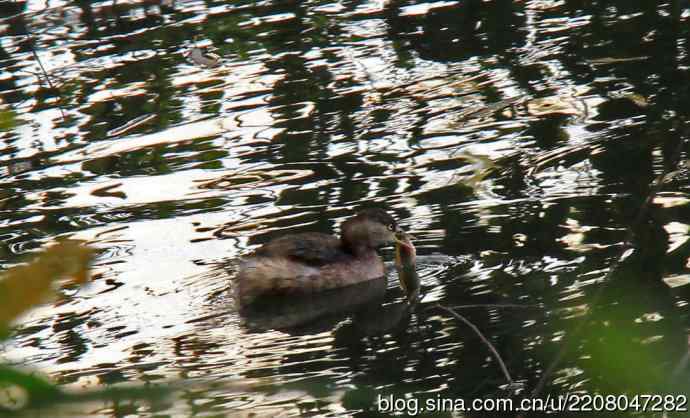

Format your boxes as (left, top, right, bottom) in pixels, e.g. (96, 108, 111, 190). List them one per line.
(186, 48, 220, 68)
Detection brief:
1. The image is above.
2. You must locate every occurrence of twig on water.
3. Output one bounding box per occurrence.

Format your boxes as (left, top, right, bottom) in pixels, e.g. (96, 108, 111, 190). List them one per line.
(433, 303, 513, 386)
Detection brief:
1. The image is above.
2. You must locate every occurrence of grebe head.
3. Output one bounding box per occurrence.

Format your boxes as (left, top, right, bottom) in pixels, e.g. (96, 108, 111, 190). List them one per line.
(341, 208, 409, 255)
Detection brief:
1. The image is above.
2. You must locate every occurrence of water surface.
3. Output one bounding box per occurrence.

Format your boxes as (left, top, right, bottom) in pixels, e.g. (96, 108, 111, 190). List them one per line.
(2, 0, 690, 416)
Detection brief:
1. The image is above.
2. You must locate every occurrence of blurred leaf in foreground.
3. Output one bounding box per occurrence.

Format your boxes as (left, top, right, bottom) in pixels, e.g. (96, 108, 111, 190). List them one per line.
(0, 240, 95, 337)
(0, 367, 61, 412)
(0, 365, 171, 416)
(0, 109, 18, 132)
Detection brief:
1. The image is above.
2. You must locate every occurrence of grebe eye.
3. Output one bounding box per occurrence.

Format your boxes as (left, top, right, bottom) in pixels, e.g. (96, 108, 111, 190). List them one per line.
(387, 224, 395, 231)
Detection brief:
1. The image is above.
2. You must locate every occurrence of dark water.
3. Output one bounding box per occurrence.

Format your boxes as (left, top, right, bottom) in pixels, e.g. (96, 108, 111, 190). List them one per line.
(2, 0, 690, 416)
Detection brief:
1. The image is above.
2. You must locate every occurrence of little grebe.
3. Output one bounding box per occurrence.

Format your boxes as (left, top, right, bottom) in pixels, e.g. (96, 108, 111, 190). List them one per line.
(235, 209, 414, 307)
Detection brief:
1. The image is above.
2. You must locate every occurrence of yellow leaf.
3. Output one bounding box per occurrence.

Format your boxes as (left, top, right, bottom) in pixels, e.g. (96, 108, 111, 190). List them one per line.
(0, 240, 95, 327)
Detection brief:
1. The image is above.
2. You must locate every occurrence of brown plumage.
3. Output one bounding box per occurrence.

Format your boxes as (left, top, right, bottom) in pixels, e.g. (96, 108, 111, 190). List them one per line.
(235, 209, 412, 307)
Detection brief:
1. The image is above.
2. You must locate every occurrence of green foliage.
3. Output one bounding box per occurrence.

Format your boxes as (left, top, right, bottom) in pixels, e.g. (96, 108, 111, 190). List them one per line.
(0, 365, 170, 417)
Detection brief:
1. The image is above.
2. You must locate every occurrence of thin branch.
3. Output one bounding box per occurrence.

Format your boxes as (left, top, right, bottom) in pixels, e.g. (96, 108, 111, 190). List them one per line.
(438, 303, 542, 310)
(25, 35, 67, 122)
(434, 303, 513, 386)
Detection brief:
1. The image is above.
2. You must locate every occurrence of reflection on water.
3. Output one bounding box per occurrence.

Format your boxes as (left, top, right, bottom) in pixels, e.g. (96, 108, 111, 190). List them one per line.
(2, 0, 690, 416)
(239, 276, 388, 331)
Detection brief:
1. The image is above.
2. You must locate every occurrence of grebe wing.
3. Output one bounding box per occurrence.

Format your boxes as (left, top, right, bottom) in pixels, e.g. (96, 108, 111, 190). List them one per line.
(254, 232, 346, 265)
